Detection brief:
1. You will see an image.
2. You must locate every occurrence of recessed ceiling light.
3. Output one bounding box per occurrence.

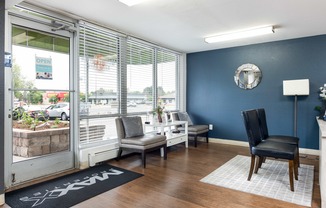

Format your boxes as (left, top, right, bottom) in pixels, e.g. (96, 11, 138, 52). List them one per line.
(205, 26, 274, 43)
(118, 0, 145, 6)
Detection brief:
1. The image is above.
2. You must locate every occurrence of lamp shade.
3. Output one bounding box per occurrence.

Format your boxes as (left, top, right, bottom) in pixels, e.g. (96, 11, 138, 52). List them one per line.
(283, 79, 310, 96)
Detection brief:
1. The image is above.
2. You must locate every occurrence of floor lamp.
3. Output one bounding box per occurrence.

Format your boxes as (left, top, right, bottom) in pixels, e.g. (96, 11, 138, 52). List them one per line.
(283, 79, 310, 137)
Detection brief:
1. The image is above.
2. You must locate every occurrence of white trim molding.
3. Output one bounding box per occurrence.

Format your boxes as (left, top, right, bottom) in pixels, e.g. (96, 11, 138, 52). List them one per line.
(179, 53, 187, 111)
(208, 137, 320, 156)
(0, 194, 4, 205)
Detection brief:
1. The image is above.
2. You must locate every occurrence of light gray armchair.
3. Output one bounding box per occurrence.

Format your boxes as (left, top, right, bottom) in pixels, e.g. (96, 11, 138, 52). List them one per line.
(172, 112, 209, 147)
(115, 116, 167, 168)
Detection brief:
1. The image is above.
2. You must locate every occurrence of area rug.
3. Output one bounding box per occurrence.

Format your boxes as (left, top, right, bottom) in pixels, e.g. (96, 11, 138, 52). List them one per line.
(6, 164, 143, 208)
(200, 155, 314, 207)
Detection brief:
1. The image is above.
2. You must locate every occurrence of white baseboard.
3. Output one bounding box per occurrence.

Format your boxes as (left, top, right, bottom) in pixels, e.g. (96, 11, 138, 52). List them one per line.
(206, 137, 320, 156)
(298, 148, 320, 156)
(0, 194, 4, 205)
(207, 137, 249, 147)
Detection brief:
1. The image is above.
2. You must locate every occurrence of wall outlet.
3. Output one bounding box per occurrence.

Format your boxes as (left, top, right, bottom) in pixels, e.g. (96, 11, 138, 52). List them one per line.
(209, 124, 213, 130)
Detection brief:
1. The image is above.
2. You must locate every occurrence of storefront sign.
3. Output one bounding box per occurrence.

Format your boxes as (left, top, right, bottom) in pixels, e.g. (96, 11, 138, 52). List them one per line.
(35, 56, 53, 80)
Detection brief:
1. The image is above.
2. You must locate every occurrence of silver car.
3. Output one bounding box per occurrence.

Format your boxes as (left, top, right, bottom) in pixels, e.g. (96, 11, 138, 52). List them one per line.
(46, 102, 70, 120)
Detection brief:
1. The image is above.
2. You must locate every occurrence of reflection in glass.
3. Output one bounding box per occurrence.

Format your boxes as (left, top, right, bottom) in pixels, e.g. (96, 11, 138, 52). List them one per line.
(234, 63, 262, 90)
(11, 27, 71, 162)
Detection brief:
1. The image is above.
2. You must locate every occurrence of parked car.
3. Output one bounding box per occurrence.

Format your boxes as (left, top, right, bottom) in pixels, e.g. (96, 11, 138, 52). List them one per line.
(46, 102, 70, 120)
(12, 105, 49, 121)
(127, 101, 137, 107)
(13, 101, 28, 109)
(46, 102, 88, 120)
(135, 100, 145, 104)
(80, 102, 89, 116)
(12, 106, 25, 120)
(28, 106, 49, 121)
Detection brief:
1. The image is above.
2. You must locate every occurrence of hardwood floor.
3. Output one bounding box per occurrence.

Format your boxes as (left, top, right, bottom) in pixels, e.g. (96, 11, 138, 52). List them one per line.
(2, 141, 321, 208)
(76, 141, 321, 208)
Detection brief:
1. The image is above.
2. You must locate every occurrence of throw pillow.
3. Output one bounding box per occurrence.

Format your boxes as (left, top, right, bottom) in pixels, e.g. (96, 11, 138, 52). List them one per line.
(121, 116, 144, 138)
(177, 112, 193, 125)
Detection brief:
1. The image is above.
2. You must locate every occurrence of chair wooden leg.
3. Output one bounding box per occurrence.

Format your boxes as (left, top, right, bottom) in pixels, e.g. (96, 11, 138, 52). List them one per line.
(163, 145, 167, 160)
(206, 132, 209, 143)
(248, 155, 256, 181)
(297, 144, 300, 168)
(194, 135, 198, 147)
(289, 160, 294, 191)
(142, 151, 146, 168)
(254, 156, 262, 174)
(294, 153, 299, 180)
(258, 156, 264, 168)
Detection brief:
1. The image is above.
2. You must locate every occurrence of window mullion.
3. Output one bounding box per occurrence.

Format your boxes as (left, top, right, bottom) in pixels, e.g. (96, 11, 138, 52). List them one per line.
(119, 37, 127, 115)
(153, 49, 158, 109)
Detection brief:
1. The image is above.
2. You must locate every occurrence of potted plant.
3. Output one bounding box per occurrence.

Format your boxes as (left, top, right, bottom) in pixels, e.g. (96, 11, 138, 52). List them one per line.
(316, 85, 326, 120)
(153, 101, 165, 123)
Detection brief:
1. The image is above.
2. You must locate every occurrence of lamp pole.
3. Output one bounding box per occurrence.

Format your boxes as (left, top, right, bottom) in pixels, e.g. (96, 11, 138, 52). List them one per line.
(294, 95, 298, 137)
(283, 79, 309, 138)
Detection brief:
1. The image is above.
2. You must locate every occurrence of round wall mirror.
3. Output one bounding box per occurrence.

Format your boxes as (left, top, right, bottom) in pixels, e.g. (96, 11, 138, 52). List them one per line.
(234, 63, 262, 89)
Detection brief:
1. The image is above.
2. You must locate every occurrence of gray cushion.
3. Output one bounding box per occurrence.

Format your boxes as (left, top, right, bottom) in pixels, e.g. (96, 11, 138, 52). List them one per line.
(121, 134, 166, 146)
(177, 112, 193, 125)
(121, 116, 144, 138)
(178, 125, 209, 133)
(188, 125, 209, 132)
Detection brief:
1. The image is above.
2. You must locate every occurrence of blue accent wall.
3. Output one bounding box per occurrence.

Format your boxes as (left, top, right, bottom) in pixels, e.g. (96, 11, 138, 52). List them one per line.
(187, 35, 326, 150)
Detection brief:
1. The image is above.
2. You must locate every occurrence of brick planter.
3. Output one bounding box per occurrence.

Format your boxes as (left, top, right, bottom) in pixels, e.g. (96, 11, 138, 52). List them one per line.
(13, 128, 70, 157)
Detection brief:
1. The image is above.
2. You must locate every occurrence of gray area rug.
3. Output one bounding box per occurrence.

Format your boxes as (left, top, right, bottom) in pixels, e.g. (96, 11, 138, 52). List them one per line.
(200, 155, 314, 207)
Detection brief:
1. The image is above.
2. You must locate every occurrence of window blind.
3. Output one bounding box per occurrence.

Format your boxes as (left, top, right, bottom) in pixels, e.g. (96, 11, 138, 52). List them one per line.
(125, 39, 154, 114)
(157, 50, 178, 111)
(79, 22, 119, 114)
(78, 21, 181, 144)
(79, 21, 120, 143)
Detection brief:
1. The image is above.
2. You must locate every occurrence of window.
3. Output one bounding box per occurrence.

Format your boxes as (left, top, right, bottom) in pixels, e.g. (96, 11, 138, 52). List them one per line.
(79, 21, 181, 144)
(79, 22, 120, 143)
(12, 27, 70, 53)
(157, 50, 178, 111)
(126, 40, 154, 114)
(79, 22, 119, 113)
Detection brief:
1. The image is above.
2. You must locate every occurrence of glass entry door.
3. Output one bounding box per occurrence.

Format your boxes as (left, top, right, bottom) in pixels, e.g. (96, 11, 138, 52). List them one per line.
(6, 14, 76, 187)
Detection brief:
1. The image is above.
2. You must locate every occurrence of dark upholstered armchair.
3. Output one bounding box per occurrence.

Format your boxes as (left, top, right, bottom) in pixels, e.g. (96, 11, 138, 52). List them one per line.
(115, 116, 167, 168)
(172, 112, 209, 147)
(242, 109, 298, 191)
(256, 108, 300, 166)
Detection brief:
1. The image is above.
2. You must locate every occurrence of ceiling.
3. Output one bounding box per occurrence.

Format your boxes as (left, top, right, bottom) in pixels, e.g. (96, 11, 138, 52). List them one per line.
(8, 0, 326, 53)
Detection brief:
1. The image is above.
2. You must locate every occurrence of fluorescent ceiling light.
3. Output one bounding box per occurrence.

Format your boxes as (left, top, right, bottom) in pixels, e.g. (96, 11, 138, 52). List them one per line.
(205, 26, 274, 43)
(118, 0, 144, 6)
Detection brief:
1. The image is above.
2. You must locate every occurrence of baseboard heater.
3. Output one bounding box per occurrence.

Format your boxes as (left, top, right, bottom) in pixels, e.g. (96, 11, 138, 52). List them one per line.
(88, 149, 118, 167)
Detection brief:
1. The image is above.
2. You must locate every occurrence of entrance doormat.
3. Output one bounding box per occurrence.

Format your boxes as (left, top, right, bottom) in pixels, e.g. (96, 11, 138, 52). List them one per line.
(6, 164, 143, 208)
